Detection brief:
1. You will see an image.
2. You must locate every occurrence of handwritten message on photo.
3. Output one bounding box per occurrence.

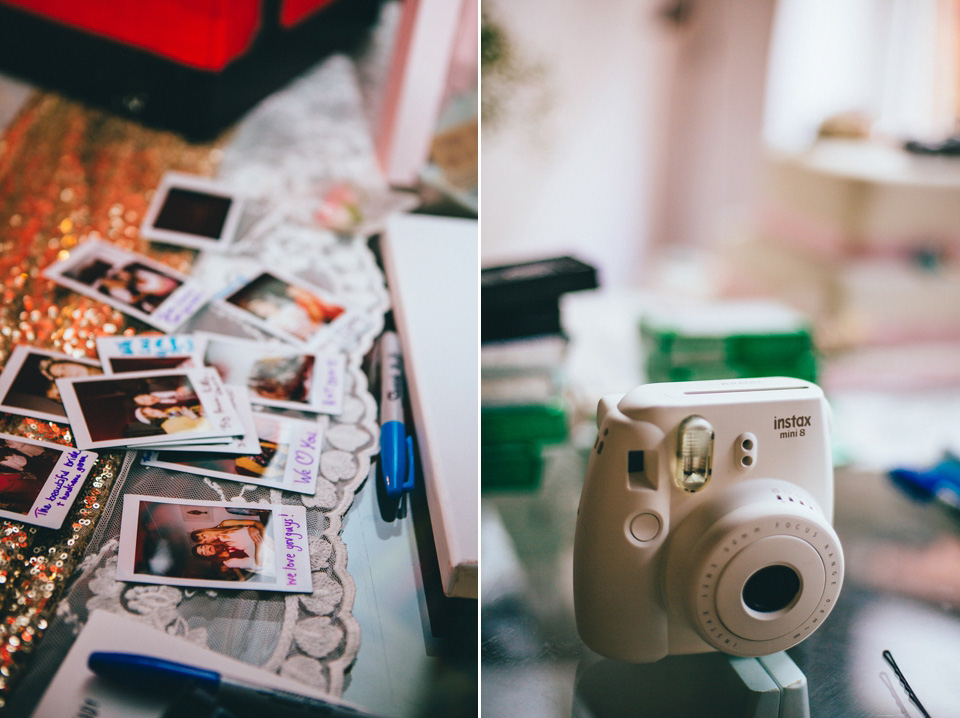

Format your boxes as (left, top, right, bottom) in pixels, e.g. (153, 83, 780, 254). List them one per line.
(44, 240, 212, 332)
(200, 332, 345, 415)
(96, 334, 207, 375)
(116, 496, 312, 592)
(0, 433, 97, 529)
(56, 367, 244, 450)
(142, 413, 325, 494)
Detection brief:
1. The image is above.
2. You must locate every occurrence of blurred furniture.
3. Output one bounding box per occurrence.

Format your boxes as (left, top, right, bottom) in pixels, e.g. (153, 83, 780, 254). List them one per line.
(381, 214, 479, 599)
(374, 0, 474, 187)
(721, 140, 960, 350)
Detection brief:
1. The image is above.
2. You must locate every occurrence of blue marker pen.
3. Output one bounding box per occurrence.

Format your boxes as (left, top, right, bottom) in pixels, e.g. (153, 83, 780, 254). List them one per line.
(88, 651, 382, 717)
(379, 330, 414, 498)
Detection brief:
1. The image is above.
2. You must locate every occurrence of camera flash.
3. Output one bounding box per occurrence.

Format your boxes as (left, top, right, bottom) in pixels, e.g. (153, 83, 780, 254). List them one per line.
(676, 415, 714, 492)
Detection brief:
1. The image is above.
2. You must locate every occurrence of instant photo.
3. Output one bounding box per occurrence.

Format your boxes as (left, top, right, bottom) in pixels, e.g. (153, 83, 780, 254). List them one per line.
(200, 332, 345, 414)
(56, 367, 244, 450)
(96, 334, 207, 375)
(117, 495, 312, 592)
(221, 270, 349, 346)
(140, 172, 245, 252)
(0, 346, 102, 423)
(44, 240, 212, 332)
(142, 413, 325, 494)
(138, 385, 260, 455)
(0, 433, 96, 529)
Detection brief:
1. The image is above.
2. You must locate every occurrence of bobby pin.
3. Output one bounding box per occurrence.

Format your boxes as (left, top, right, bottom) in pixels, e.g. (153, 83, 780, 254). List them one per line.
(883, 649, 932, 718)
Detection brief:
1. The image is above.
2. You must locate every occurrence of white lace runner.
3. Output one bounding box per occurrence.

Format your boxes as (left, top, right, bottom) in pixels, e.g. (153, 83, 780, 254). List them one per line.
(54, 335, 381, 695)
(13, 53, 394, 705)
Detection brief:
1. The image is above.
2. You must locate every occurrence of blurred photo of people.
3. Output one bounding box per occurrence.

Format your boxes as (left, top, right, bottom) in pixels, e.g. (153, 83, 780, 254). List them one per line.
(0, 347, 102, 421)
(131, 500, 275, 583)
(66, 258, 182, 315)
(71, 373, 208, 441)
(225, 272, 344, 342)
(0, 438, 60, 514)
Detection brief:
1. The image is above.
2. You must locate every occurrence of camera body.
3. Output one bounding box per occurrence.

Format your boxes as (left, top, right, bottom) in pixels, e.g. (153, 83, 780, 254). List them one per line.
(573, 377, 843, 663)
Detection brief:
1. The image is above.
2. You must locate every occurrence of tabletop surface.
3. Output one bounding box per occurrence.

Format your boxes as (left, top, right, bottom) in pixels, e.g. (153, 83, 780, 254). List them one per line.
(0, 31, 479, 716)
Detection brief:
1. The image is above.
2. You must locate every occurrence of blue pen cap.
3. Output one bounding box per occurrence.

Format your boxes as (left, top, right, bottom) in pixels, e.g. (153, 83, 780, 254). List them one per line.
(381, 421, 415, 498)
(88, 651, 221, 695)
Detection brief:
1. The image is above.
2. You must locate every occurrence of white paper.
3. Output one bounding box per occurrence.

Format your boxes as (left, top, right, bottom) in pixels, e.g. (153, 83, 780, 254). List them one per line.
(32, 610, 359, 718)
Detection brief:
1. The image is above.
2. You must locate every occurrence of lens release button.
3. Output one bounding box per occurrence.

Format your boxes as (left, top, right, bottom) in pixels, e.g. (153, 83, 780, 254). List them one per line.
(630, 513, 661, 542)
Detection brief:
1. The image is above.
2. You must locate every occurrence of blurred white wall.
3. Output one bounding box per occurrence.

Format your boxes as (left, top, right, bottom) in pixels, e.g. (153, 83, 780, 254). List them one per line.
(481, 0, 776, 288)
(646, 0, 775, 258)
(481, 0, 675, 288)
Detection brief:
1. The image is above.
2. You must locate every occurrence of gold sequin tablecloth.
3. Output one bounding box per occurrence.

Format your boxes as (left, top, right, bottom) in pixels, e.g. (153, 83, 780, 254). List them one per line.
(0, 91, 224, 705)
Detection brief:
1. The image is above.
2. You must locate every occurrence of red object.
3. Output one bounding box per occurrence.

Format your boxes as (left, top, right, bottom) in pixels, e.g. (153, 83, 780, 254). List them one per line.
(0, 0, 262, 71)
(280, 0, 338, 28)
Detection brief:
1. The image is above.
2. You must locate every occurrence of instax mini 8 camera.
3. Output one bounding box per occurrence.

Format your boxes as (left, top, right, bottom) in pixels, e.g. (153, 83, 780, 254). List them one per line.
(573, 377, 843, 663)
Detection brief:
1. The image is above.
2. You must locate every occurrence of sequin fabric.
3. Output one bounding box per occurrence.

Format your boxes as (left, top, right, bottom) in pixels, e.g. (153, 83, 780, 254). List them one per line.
(0, 92, 225, 706)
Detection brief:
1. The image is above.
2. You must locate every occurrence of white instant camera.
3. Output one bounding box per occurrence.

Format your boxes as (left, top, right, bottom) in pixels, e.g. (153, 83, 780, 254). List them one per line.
(573, 377, 844, 663)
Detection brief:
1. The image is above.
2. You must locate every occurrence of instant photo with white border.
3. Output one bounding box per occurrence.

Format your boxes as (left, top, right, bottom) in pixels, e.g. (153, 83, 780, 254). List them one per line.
(199, 332, 346, 414)
(138, 385, 260, 455)
(56, 367, 244, 450)
(0, 433, 97, 529)
(96, 333, 208, 375)
(116, 495, 312, 593)
(218, 269, 357, 348)
(140, 171, 245, 252)
(43, 240, 212, 332)
(0, 346, 103, 423)
(142, 413, 326, 494)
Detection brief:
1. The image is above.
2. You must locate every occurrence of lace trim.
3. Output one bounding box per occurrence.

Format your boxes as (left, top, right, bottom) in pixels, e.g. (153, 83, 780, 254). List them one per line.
(58, 54, 391, 697)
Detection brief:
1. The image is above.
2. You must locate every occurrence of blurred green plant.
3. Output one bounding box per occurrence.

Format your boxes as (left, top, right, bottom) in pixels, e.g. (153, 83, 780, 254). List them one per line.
(480, 6, 546, 133)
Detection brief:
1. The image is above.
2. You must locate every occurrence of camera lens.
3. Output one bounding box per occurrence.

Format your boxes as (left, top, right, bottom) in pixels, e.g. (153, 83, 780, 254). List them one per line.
(742, 565, 801, 613)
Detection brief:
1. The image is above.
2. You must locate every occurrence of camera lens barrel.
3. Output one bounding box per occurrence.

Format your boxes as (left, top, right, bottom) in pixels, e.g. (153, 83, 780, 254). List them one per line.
(666, 479, 843, 657)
